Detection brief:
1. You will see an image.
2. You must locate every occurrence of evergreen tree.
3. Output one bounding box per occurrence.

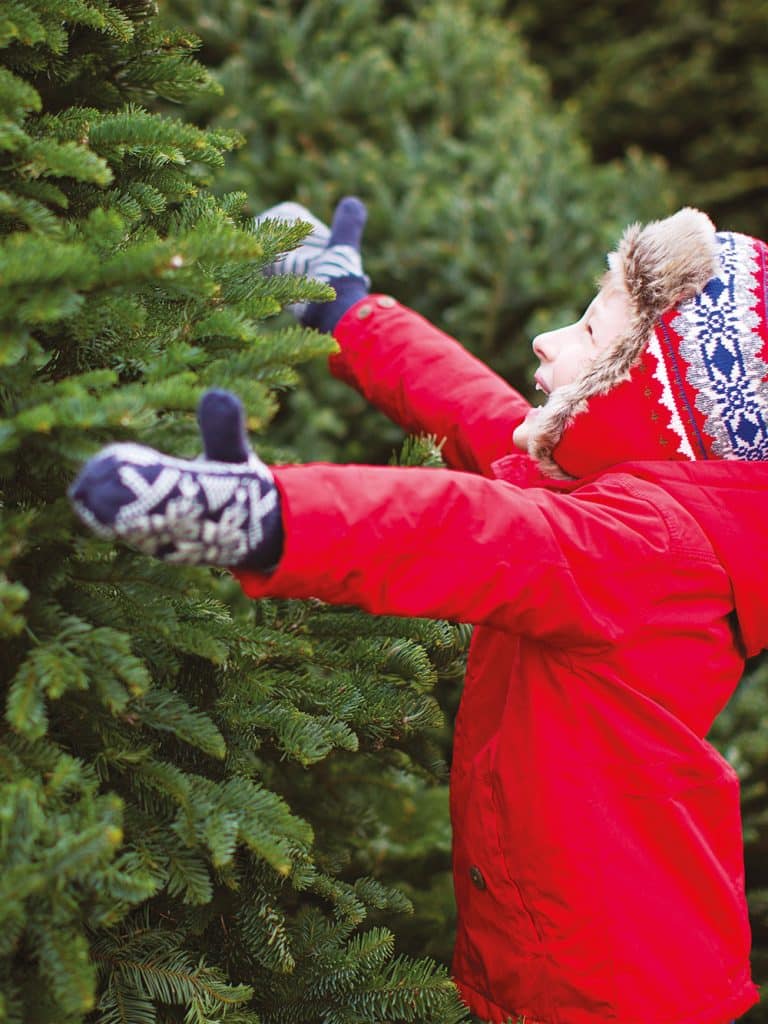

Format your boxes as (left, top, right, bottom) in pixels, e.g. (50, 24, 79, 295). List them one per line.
(0, 2, 471, 1021)
(515, 0, 768, 238)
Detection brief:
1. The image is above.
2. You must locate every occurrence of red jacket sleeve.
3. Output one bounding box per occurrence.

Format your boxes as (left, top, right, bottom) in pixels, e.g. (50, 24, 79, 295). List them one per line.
(234, 463, 726, 645)
(330, 296, 531, 476)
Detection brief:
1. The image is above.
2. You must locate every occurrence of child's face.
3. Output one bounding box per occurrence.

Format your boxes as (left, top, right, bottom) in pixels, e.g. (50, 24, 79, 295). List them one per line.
(512, 286, 631, 452)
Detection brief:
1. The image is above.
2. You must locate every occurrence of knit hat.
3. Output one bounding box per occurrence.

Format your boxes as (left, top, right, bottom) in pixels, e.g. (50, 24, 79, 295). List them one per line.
(527, 208, 768, 477)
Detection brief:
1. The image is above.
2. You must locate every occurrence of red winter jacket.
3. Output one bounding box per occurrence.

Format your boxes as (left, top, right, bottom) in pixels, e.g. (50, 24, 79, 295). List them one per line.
(235, 296, 762, 1024)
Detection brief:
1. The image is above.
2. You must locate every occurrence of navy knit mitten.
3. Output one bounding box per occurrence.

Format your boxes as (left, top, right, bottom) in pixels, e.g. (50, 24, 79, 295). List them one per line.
(68, 391, 283, 570)
(301, 196, 369, 333)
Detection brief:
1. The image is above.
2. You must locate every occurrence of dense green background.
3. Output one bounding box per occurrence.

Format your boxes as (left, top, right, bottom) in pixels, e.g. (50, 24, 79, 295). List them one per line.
(3, 0, 768, 1020)
(516, 0, 768, 239)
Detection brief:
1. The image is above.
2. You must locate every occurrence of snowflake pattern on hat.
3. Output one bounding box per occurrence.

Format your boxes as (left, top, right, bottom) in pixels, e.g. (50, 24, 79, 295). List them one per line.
(651, 232, 768, 461)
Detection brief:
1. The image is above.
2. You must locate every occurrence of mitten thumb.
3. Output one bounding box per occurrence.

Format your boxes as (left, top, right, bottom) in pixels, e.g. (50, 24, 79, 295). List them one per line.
(198, 389, 251, 463)
(327, 196, 367, 250)
(300, 197, 370, 332)
(69, 390, 282, 568)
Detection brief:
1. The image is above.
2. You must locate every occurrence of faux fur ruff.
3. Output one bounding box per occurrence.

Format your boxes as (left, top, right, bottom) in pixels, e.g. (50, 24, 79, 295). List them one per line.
(528, 208, 718, 477)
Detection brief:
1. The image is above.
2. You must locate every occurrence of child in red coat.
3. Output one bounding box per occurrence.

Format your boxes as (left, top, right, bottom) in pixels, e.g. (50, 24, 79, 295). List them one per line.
(71, 199, 764, 1024)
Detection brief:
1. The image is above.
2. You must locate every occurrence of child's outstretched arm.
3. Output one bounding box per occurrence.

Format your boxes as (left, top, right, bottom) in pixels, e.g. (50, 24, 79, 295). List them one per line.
(263, 198, 532, 476)
(70, 392, 692, 646)
(330, 294, 531, 477)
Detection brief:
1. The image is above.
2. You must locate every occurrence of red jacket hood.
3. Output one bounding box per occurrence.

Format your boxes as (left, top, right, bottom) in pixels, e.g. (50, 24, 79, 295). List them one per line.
(492, 453, 768, 659)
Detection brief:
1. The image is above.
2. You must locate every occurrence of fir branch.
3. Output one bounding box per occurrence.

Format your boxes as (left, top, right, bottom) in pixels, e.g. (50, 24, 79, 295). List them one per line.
(6, 641, 86, 739)
(0, 575, 30, 637)
(23, 137, 113, 185)
(33, 924, 98, 1016)
(236, 894, 295, 974)
(96, 982, 158, 1024)
(0, 66, 40, 118)
(0, 190, 63, 236)
(166, 846, 213, 906)
(92, 929, 253, 1020)
(0, 0, 47, 49)
(133, 685, 226, 760)
(352, 957, 467, 1024)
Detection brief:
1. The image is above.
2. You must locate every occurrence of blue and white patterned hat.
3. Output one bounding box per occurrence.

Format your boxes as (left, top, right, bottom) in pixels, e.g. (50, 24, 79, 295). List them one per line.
(650, 229, 768, 462)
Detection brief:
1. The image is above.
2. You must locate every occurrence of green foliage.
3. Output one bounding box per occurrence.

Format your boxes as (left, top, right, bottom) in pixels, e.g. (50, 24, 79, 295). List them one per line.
(91, 921, 255, 1024)
(163, 0, 671, 462)
(0, 1, 471, 1021)
(515, 0, 768, 238)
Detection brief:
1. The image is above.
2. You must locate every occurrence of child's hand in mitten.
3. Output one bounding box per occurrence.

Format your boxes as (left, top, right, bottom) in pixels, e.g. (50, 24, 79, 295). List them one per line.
(301, 196, 369, 333)
(256, 197, 369, 332)
(256, 200, 331, 279)
(68, 391, 283, 571)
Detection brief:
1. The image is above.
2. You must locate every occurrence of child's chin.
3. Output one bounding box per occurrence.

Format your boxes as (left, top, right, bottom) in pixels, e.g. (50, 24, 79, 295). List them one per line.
(513, 405, 544, 451)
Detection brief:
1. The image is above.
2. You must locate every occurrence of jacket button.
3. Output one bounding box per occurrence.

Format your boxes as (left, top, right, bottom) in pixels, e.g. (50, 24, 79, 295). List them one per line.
(356, 303, 373, 319)
(469, 865, 486, 890)
(377, 295, 396, 308)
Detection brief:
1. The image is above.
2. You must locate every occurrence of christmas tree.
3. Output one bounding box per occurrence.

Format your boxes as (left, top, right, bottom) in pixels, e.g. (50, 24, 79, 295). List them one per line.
(0, 2, 471, 1020)
(515, 0, 768, 238)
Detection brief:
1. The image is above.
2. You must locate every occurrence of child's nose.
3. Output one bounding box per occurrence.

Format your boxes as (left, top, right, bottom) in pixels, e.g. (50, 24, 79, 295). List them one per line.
(533, 321, 577, 362)
(532, 327, 562, 362)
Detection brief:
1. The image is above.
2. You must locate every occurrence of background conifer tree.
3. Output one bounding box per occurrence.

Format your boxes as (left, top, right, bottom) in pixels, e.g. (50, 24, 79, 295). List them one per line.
(515, 0, 768, 239)
(0, 2, 473, 1021)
